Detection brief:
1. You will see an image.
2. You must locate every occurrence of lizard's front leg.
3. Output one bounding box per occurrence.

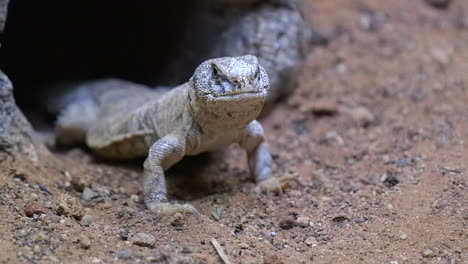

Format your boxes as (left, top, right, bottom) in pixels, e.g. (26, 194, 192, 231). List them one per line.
(143, 134, 198, 216)
(240, 121, 294, 193)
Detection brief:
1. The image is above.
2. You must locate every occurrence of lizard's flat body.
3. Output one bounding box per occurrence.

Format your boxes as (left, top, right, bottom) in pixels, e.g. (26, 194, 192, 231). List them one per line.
(54, 55, 285, 215)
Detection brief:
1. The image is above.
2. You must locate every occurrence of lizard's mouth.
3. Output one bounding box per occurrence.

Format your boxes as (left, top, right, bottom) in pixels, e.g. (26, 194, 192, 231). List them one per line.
(213, 90, 263, 97)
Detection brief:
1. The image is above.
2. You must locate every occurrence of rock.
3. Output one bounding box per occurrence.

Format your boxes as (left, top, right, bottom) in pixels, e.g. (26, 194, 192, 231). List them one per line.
(118, 228, 130, 240)
(0, 0, 9, 32)
(295, 216, 310, 228)
(349, 106, 375, 127)
(300, 99, 338, 116)
(114, 250, 132, 260)
(421, 248, 437, 258)
(55, 194, 83, 219)
(0, 71, 40, 163)
(81, 187, 100, 201)
(24, 203, 48, 217)
(80, 214, 94, 226)
(130, 233, 156, 248)
(70, 174, 93, 191)
(263, 253, 285, 264)
(431, 48, 451, 66)
(399, 232, 408, 240)
(425, 0, 452, 9)
(239, 243, 250, 249)
(279, 218, 294, 230)
(79, 235, 91, 249)
(304, 237, 316, 246)
(170, 212, 185, 227)
(380, 171, 399, 188)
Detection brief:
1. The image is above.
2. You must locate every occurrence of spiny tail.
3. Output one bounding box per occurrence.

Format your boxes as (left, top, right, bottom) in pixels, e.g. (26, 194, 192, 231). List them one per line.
(47, 79, 134, 146)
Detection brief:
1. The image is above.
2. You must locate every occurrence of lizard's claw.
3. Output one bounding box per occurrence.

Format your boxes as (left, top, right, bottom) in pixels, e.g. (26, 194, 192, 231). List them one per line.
(255, 175, 298, 195)
(147, 202, 199, 216)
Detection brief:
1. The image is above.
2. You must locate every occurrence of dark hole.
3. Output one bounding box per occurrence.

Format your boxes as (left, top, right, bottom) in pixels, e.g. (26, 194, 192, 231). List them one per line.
(0, 0, 200, 114)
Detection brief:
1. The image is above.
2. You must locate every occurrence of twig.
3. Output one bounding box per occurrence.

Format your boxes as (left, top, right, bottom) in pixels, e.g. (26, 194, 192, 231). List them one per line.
(211, 238, 232, 264)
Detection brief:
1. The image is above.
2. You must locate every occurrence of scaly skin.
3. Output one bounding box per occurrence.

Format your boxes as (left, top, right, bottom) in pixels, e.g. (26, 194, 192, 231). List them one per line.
(55, 55, 288, 215)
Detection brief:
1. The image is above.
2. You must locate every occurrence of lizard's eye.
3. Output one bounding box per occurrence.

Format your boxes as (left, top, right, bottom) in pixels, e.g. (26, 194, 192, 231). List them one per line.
(212, 65, 219, 76)
(254, 67, 261, 80)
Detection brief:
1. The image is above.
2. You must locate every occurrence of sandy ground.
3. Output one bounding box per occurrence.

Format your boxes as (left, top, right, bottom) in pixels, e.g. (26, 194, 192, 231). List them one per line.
(1, 0, 467, 263)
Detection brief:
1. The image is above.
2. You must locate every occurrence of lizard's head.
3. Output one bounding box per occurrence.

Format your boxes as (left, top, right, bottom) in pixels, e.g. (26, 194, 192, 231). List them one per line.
(189, 55, 269, 133)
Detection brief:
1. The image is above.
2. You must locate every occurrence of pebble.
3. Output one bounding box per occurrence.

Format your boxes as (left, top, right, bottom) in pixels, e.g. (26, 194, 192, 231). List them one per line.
(421, 248, 437, 258)
(79, 235, 91, 249)
(399, 232, 408, 240)
(349, 106, 375, 127)
(170, 212, 185, 227)
(301, 99, 338, 116)
(240, 243, 250, 249)
(380, 171, 399, 188)
(130, 233, 156, 248)
(118, 228, 130, 240)
(425, 0, 452, 9)
(295, 216, 310, 228)
(304, 238, 316, 246)
(81, 187, 100, 201)
(279, 219, 295, 230)
(55, 194, 83, 219)
(114, 250, 132, 260)
(24, 203, 48, 217)
(81, 214, 94, 226)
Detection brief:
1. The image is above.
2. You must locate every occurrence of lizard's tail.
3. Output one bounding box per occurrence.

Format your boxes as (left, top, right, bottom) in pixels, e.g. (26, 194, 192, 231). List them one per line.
(50, 79, 122, 146)
(55, 98, 99, 146)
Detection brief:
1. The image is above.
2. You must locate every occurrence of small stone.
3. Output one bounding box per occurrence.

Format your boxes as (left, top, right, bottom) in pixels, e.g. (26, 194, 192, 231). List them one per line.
(114, 250, 132, 260)
(211, 207, 223, 221)
(425, 0, 452, 9)
(81, 187, 100, 201)
(399, 232, 408, 240)
(24, 203, 48, 217)
(380, 171, 399, 187)
(304, 238, 316, 246)
(431, 48, 451, 66)
(180, 247, 192, 254)
(301, 99, 338, 116)
(79, 235, 91, 249)
(55, 194, 83, 219)
(34, 232, 49, 241)
(239, 243, 250, 249)
(170, 212, 185, 227)
(349, 106, 375, 127)
(421, 248, 437, 258)
(81, 214, 94, 226)
(118, 228, 130, 240)
(130, 233, 156, 248)
(279, 219, 294, 230)
(390, 261, 399, 264)
(70, 174, 93, 191)
(295, 216, 310, 228)
(33, 245, 41, 254)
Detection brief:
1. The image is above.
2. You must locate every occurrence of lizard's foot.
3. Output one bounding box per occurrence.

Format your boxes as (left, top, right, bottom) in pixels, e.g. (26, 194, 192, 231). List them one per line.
(147, 202, 199, 216)
(255, 175, 297, 195)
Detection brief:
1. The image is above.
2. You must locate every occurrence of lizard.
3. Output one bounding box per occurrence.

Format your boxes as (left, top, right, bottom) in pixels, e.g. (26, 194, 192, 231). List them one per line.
(53, 55, 291, 215)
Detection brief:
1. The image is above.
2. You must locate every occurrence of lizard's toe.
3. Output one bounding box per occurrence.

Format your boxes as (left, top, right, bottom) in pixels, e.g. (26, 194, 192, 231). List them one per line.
(147, 202, 199, 216)
(255, 175, 297, 195)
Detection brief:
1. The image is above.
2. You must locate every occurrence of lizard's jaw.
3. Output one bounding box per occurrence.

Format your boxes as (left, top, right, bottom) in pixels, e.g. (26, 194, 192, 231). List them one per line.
(189, 90, 266, 134)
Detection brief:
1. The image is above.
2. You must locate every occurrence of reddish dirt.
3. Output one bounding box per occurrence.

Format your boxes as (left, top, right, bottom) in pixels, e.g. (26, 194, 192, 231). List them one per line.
(1, 0, 467, 263)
